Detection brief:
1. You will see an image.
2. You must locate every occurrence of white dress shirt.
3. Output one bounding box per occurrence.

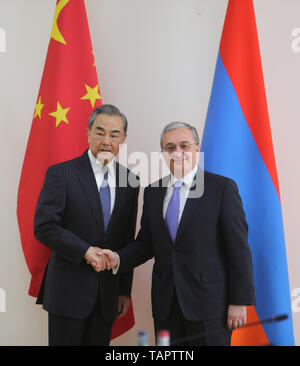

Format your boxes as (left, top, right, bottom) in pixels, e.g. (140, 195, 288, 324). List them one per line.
(88, 149, 116, 214)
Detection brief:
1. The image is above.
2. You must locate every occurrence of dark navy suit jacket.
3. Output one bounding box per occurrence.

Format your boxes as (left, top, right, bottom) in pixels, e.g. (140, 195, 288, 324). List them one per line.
(118, 169, 256, 321)
(34, 150, 139, 321)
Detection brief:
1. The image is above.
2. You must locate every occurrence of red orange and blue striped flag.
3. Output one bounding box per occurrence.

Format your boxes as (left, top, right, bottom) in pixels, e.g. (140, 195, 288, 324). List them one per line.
(201, 0, 294, 346)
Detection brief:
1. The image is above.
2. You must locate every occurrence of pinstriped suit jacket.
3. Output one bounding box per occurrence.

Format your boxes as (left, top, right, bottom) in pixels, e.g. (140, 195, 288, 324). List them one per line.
(34, 150, 139, 320)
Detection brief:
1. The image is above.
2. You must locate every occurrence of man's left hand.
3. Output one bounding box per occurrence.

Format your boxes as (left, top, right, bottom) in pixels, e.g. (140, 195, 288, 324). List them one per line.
(227, 305, 246, 329)
(116, 296, 130, 319)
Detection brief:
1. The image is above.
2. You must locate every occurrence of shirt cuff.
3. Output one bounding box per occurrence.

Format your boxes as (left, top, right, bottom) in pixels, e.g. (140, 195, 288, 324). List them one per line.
(112, 252, 120, 275)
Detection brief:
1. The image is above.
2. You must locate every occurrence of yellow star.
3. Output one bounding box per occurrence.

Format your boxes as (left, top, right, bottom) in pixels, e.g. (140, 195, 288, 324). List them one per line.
(50, 0, 69, 45)
(34, 96, 44, 119)
(49, 101, 70, 127)
(81, 84, 101, 107)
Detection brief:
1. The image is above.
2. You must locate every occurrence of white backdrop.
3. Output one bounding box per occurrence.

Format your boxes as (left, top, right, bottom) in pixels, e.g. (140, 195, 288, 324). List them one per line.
(0, 0, 299, 346)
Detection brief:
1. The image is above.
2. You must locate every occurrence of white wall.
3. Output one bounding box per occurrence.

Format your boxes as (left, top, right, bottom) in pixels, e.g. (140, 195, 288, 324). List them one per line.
(0, 0, 299, 346)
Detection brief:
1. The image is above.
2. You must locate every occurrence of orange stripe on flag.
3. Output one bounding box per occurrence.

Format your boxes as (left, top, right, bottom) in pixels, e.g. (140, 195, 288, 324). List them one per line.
(231, 306, 269, 346)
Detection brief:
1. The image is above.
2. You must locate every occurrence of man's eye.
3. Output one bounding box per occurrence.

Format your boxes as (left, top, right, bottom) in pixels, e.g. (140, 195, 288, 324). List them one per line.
(166, 145, 175, 150)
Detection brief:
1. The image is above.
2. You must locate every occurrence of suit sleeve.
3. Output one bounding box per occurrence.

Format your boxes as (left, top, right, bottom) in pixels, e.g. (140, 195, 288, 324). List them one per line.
(34, 166, 90, 266)
(220, 178, 256, 305)
(118, 185, 139, 297)
(117, 187, 154, 274)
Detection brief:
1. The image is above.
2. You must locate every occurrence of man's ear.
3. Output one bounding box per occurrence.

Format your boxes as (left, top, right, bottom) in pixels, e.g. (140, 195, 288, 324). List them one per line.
(122, 133, 127, 143)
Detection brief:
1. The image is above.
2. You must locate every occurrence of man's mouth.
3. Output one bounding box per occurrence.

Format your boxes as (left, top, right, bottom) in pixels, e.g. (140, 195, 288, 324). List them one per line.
(96, 150, 114, 163)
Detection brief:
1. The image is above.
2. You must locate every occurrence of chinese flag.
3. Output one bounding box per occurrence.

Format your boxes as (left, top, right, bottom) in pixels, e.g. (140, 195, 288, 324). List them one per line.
(17, 0, 134, 340)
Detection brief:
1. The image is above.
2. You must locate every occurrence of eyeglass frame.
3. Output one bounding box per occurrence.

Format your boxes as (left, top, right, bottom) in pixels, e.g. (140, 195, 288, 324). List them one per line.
(161, 142, 198, 153)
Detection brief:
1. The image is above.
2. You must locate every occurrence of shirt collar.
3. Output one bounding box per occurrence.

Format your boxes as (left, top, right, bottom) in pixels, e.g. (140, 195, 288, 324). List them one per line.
(169, 164, 199, 188)
(88, 149, 116, 176)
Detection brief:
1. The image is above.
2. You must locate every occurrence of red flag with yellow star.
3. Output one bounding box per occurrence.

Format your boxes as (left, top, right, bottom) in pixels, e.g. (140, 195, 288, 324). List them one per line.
(17, 0, 134, 341)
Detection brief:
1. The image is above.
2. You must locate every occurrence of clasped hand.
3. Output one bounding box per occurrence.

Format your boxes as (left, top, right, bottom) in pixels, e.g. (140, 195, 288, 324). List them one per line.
(84, 247, 118, 272)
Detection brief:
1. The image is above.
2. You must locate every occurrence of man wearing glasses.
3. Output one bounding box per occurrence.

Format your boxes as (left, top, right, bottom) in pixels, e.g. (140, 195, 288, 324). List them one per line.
(99, 121, 256, 346)
(34, 104, 139, 346)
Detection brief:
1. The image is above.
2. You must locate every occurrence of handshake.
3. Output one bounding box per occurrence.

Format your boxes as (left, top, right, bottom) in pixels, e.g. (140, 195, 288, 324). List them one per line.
(84, 247, 119, 272)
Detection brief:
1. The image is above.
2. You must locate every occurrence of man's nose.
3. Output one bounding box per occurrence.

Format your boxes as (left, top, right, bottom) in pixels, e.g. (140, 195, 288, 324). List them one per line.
(171, 150, 184, 160)
(102, 134, 111, 144)
(174, 145, 182, 152)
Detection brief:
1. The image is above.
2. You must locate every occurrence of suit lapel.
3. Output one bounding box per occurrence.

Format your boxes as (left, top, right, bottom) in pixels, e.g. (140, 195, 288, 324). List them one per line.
(76, 151, 104, 232)
(175, 193, 199, 244)
(175, 169, 205, 243)
(152, 175, 174, 244)
(104, 162, 127, 235)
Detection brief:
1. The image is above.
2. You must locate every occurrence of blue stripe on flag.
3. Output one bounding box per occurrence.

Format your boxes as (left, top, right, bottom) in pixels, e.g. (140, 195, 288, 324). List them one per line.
(201, 52, 294, 346)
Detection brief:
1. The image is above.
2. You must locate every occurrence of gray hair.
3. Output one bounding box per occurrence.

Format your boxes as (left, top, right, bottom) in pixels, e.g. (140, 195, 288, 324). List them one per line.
(88, 104, 128, 133)
(160, 121, 200, 148)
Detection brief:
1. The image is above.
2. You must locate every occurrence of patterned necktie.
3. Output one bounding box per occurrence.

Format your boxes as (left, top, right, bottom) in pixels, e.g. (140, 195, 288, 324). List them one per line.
(165, 180, 183, 242)
(99, 165, 111, 231)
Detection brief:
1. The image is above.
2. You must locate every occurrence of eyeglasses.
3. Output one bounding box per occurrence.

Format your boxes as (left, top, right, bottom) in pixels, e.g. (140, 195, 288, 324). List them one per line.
(93, 132, 121, 141)
(162, 142, 197, 153)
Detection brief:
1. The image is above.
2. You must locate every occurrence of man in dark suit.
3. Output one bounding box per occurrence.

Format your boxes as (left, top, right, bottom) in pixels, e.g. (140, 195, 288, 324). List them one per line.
(99, 121, 256, 346)
(34, 104, 139, 346)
